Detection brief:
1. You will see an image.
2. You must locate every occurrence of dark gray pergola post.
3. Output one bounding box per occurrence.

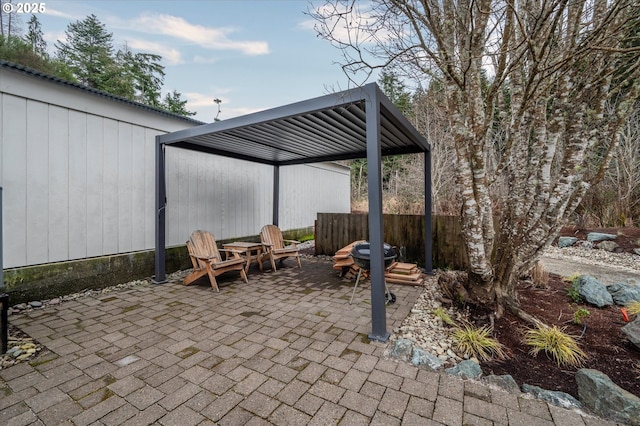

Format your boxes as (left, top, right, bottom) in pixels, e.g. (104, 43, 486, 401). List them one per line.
(424, 150, 433, 273)
(153, 138, 167, 284)
(366, 88, 389, 342)
(273, 165, 279, 226)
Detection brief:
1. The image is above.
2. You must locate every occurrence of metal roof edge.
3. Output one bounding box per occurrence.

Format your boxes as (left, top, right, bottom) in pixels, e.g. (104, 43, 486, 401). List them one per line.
(158, 84, 376, 145)
(0, 59, 205, 125)
(371, 82, 431, 152)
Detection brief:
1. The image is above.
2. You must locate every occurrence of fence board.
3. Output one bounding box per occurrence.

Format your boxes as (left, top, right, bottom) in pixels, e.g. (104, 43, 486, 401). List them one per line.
(315, 213, 468, 269)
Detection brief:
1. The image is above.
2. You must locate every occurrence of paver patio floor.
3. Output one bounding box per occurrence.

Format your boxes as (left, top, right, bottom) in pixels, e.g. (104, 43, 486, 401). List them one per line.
(0, 257, 616, 425)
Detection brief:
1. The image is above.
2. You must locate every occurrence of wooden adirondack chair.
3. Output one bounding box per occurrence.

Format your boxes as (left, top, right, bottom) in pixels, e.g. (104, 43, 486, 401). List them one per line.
(259, 224, 302, 271)
(184, 230, 248, 291)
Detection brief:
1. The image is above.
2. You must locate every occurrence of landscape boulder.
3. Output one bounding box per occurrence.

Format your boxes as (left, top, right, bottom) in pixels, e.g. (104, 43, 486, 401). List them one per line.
(607, 282, 640, 306)
(557, 237, 578, 248)
(411, 347, 444, 370)
(621, 318, 640, 350)
(522, 384, 582, 410)
(576, 369, 640, 426)
(595, 240, 619, 252)
(576, 275, 613, 307)
(634, 248, 640, 256)
(586, 232, 617, 242)
(482, 375, 520, 393)
(388, 338, 413, 361)
(445, 360, 482, 380)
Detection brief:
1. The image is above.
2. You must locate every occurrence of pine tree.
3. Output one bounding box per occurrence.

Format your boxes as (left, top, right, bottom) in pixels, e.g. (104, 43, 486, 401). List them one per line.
(162, 90, 196, 116)
(116, 45, 165, 107)
(55, 14, 115, 89)
(26, 14, 46, 57)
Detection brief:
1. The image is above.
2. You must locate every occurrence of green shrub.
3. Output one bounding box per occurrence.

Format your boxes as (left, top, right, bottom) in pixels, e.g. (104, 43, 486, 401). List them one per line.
(573, 308, 590, 325)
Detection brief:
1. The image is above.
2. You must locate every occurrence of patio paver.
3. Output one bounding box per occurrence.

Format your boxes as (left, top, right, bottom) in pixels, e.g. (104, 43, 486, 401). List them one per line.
(0, 257, 618, 425)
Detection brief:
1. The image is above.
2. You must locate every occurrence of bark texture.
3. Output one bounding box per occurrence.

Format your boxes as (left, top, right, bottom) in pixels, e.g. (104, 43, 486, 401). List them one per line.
(313, 0, 640, 314)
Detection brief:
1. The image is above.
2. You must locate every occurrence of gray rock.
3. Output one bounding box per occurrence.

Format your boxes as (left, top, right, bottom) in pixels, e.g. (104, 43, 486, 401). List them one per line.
(445, 360, 482, 380)
(577, 275, 613, 307)
(558, 237, 578, 248)
(586, 232, 617, 242)
(411, 347, 444, 370)
(13, 303, 27, 310)
(621, 318, 640, 350)
(575, 240, 594, 249)
(596, 240, 619, 252)
(634, 248, 640, 256)
(389, 338, 413, 361)
(576, 369, 640, 426)
(607, 282, 640, 306)
(29, 301, 43, 308)
(49, 298, 61, 305)
(522, 384, 582, 410)
(482, 374, 520, 393)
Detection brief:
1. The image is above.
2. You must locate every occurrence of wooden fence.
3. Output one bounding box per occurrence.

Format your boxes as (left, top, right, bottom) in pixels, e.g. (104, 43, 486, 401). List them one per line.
(315, 213, 468, 269)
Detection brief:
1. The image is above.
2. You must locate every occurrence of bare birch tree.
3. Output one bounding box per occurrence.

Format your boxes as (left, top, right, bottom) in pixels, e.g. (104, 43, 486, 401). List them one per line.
(312, 0, 640, 320)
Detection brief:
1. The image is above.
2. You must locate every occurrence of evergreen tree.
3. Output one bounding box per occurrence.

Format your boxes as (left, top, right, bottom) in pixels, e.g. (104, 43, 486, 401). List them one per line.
(26, 14, 46, 57)
(55, 14, 115, 89)
(162, 90, 196, 116)
(116, 45, 165, 107)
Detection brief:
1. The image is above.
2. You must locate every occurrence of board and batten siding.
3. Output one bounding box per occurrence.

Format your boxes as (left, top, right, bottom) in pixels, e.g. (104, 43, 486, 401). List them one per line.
(0, 66, 350, 269)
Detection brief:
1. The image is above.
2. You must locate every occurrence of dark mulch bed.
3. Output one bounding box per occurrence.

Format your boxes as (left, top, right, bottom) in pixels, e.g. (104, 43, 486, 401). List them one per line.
(480, 224, 640, 400)
(480, 274, 640, 399)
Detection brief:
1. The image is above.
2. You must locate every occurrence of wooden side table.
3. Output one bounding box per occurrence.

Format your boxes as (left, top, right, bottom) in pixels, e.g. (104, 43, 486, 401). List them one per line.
(222, 242, 263, 274)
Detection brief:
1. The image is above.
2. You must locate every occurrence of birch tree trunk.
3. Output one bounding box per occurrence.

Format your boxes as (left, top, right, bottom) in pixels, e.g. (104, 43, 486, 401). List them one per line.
(313, 0, 640, 317)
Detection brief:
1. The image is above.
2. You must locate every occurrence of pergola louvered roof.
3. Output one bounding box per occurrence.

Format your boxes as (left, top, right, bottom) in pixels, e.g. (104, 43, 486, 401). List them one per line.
(155, 82, 433, 342)
(157, 82, 429, 165)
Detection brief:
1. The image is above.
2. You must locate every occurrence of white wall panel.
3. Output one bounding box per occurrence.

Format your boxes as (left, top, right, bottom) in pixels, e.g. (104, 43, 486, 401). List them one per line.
(86, 115, 104, 257)
(280, 163, 351, 230)
(25, 100, 49, 265)
(2, 95, 27, 267)
(102, 118, 119, 255)
(117, 122, 133, 253)
(130, 126, 146, 251)
(1, 68, 351, 268)
(48, 106, 70, 263)
(69, 110, 88, 260)
(143, 130, 160, 249)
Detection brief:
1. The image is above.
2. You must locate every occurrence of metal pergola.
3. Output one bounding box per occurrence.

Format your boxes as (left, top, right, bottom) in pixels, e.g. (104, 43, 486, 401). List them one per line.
(154, 82, 432, 342)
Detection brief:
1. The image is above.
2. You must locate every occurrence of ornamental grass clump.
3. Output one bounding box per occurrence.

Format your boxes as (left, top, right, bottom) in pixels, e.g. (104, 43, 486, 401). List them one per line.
(523, 325, 587, 367)
(451, 324, 506, 362)
(432, 307, 456, 326)
(626, 301, 640, 316)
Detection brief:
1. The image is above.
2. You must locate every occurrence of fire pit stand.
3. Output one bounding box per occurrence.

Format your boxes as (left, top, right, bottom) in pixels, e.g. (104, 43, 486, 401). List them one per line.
(349, 242, 397, 305)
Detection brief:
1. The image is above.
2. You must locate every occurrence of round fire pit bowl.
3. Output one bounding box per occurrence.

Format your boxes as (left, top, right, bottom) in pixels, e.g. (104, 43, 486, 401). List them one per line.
(349, 242, 397, 305)
(350, 242, 397, 270)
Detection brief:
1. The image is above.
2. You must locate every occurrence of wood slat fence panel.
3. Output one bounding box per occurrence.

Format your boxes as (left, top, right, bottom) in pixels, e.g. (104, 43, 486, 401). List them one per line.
(315, 213, 469, 269)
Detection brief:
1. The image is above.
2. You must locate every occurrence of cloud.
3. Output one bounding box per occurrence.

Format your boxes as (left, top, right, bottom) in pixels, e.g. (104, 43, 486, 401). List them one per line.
(132, 13, 269, 56)
(127, 39, 183, 65)
(193, 55, 219, 65)
(42, 7, 79, 20)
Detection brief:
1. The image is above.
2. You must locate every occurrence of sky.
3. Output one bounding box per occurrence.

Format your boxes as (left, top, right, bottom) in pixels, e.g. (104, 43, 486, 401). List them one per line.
(25, 0, 371, 122)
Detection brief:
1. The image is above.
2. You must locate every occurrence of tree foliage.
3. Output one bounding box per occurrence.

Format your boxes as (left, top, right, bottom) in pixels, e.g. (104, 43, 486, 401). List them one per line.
(162, 90, 196, 116)
(313, 0, 640, 318)
(55, 14, 115, 90)
(26, 14, 46, 57)
(0, 12, 195, 117)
